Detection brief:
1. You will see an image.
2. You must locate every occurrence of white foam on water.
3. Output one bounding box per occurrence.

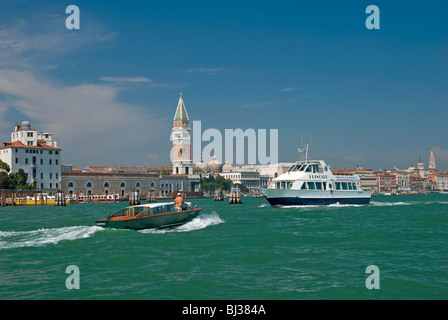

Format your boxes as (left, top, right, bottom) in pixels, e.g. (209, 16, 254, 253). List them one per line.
(0, 226, 103, 250)
(327, 203, 364, 208)
(370, 201, 411, 206)
(138, 212, 224, 234)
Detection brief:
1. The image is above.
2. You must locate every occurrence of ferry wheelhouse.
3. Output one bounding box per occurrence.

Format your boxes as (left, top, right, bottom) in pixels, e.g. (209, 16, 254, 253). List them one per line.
(259, 145, 371, 206)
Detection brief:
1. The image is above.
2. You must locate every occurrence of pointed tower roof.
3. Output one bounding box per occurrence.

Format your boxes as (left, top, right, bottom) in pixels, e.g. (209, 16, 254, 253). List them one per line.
(174, 92, 189, 120)
(429, 150, 436, 170)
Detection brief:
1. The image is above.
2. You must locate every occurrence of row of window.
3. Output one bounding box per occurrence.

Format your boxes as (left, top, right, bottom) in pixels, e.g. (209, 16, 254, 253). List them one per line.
(37, 173, 59, 180)
(288, 164, 327, 173)
(276, 181, 359, 191)
(39, 183, 59, 189)
(67, 181, 157, 188)
(15, 157, 59, 165)
(19, 148, 59, 155)
(222, 174, 259, 179)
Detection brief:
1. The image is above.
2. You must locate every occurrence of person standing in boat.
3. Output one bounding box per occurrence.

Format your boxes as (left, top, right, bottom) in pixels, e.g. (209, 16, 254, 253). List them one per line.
(175, 192, 184, 211)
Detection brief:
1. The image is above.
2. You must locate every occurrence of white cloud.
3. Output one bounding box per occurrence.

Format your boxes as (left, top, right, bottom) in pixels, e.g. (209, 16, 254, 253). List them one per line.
(280, 87, 298, 93)
(0, 17, 170, 167)
(241, 99, 282, 108)
(100, 76, 152, 83)
(431, 147, 448, 162)
(180, 67, 229, 75)
(0, 14, 117, 71)
(0, 69, 164, 166)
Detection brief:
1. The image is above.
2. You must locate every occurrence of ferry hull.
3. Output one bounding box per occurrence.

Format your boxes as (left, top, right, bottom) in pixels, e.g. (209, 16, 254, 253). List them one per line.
(263, 196, 370, 206)
(95, 209, 201, 230)
(259, 189, 371, 206)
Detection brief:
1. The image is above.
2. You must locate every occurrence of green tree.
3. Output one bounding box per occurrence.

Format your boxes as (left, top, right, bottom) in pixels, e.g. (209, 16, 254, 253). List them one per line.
(8, 169, 35, 190)
(233, 183, 249, 193)
(200, 175, 235, 192)
(0, 160, 10, 173)
(0, 171, 11, 189)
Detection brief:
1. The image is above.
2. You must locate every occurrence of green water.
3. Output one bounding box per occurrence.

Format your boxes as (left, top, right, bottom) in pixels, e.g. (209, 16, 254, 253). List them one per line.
(0, 194, 447, 300)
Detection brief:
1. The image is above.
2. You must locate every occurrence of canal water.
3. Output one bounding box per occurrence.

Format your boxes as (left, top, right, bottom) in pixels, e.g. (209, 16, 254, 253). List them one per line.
(0, 193, 447, 299)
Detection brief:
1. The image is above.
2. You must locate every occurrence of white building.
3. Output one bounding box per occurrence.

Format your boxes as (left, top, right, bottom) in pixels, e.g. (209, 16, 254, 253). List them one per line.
(215, 162, 293, 192)
(436, 174, 448, 192)
(254, 163, 295, 182)
(0, 121, 61, 190)
(390, 169, 411, 193)
(219, 169, 261, 192)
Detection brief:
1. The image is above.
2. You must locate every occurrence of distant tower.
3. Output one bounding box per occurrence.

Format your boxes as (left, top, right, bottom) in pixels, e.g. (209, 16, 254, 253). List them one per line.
(417, 157, 424, 171)
(171, 93, 194, 175)
(417, 156, 425, 178)
(429, 151, 436, 170)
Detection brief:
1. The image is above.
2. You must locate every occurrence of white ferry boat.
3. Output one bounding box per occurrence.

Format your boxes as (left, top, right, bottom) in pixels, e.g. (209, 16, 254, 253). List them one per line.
(259, 144, 371, 206)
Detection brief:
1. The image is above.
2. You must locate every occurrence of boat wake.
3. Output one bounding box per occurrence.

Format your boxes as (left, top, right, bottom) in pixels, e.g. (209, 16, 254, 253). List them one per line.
(0, 226, 103, 250)
(139, 212, 224, 234)
(370, 201, 412, 206)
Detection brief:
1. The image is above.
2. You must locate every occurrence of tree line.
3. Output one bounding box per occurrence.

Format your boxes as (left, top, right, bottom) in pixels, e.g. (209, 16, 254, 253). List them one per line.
(200, 175, 249, 193)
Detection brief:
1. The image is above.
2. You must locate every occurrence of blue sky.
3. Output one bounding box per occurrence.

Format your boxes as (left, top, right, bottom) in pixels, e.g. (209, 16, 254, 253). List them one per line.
(0, 0, 447, 170)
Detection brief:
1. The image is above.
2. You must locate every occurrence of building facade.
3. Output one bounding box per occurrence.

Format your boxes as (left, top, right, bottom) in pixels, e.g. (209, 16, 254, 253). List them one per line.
(376, 171, 397, 192)
(219, 169, 261, 192)
(390, 170, 411, 193)
(61, 171, 201, 198)
(0, 121, 61, 190)
(436, 174, 448, 192)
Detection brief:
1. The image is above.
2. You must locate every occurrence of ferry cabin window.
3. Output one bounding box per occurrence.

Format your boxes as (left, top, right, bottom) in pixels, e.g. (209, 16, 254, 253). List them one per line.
(287, 182, 293, 189)
(300, 182, 307, 190)
(353, 183, 358, 190)
(288, 165, 304, 172)
(307, 182, 316, 190)
(315, 182, 322, 190)
(342, 182, 348, 190)
(336, 182, 341, 190)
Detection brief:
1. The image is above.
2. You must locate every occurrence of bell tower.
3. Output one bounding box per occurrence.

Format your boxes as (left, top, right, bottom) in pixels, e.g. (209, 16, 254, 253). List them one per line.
(171, 93, 194, 175)
(429, 151, 436, 170)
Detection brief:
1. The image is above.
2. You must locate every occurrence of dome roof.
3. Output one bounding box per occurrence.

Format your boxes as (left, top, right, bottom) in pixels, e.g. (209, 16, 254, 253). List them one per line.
(196, 158, 208, 172)
(222, 161, 233, 172)
(208, 155, 222, 172)
(21, 121, 31, 130)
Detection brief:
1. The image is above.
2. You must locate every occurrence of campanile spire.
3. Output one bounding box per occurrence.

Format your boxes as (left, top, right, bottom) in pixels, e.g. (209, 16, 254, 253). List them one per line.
(171, 93, 194, 175)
